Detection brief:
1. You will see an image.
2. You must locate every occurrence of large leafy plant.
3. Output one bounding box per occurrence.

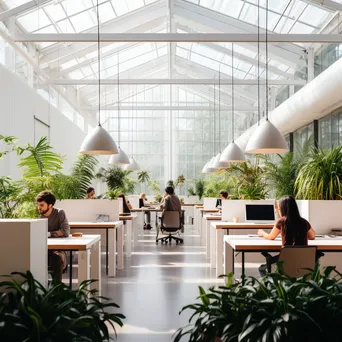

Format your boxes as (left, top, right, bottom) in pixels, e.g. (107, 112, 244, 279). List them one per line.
(0, 271, 125, 342)
(174, 266, 342, 342)
(203, 173, 233, 198)
(71, 154, 98, 198)
(0, 176, 22, 218)
(296, 145, 342, 200)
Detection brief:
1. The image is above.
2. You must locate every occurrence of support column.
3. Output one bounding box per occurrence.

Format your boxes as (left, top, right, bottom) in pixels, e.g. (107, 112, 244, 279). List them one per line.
(307, 48, 315, 82)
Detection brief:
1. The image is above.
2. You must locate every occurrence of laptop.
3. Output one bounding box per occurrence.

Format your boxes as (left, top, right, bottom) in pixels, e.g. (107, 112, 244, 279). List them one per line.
(245, 204, 275, 223)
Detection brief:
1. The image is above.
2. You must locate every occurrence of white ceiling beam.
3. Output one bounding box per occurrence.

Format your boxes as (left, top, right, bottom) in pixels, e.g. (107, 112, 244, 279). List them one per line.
(50, 78, 306, 86)
(79, 105, 256, 111)
(0, 0, 52, 22)
(15, 32, 342, 43)
(302, 0, 342, 12)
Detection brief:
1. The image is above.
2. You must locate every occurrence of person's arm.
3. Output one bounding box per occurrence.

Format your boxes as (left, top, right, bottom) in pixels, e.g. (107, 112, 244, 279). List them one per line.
(274, 200, 281, 219)
(258, 226, 280, 240)
(307, 223, 315, 240)
(51, 210, 70, 237)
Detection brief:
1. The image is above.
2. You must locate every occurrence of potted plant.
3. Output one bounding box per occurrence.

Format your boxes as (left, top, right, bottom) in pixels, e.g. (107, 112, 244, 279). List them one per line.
(0, 271, 125, 341)
(174, 266, 342, 342)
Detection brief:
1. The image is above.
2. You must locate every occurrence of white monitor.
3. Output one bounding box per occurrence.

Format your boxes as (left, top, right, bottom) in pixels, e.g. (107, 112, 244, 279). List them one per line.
(245, 203, 275, 223)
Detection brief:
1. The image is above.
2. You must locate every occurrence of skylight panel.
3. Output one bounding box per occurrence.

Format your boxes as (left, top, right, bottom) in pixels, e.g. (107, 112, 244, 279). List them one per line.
(18, 9, 51, 32)
(239, 4, 280, 29)
(234, 59, 252, 72)
(191, 44, 224, 61)
(177, 42, 192, 50)
(273, 16, 295, 33)
(233, 44, 257, 59)
(99, 2, 116, 23)
(61, 0, 93, 16)
(112, 0, 129, 16)
(191, 53, 220, 71)
(145, 0, 159, 4)
(290, 22, 314, 34)
(127, 0, 144, 11)
(70, 10, 96, 32)
(45, 3, 66, 22)
(184, 0, 199, 4)
(233, 69, 246, 79)
(61, 59, 78, 70)
(299, 4, 331, 28)
(158, 46, 167, 57)
(57, 19, 75, 33)
(176, 47, 190, 59)
(80, 66, 93, 77)
(35, 25, 57, 34)
(68, 70, 85, 79)
(200, 0, 243, 18)
(284, 1, 307, 19)
(2, 0, 30, 9)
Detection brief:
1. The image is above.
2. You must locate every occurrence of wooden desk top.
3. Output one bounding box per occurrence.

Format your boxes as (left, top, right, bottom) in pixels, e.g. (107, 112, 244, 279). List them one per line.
(69, 221, 122, 228)
(48, 234, 101, 250)
(131, 208, 185, 212)
(200, 209, 219, 213)
(119, 213, 138, 220)
(211, 222, 274, 229)
(204, 214, 222, 221)
(181, 203, 200, 206)
(195, 205, 204, 208)
(224, 235, 342, 252)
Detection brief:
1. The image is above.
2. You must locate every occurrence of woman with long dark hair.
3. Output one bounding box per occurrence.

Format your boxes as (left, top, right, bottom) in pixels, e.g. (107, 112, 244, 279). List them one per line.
(257, 196, 316, 276)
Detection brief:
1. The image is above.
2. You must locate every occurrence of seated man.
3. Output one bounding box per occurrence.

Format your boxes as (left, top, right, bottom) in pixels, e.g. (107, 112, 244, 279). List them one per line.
(36, 190, 70, 284)
(160, 186, 182, 220)
(216, 190, 229, 209)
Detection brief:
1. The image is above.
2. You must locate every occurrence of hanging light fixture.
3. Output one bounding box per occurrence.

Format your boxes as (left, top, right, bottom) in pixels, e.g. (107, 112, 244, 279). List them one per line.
(220, 44, 246, 163)
(124, 157, 140, 171)
(212, 68, 230, 169)
(109, 53, 130, 164)
(80, 0, 118, 155)
(245, 0, 288, 154)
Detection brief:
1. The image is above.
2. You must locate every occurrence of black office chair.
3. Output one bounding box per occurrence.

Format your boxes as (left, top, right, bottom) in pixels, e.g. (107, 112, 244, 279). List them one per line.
(156, 211, 183, 244)
(139, 198, 144, 208)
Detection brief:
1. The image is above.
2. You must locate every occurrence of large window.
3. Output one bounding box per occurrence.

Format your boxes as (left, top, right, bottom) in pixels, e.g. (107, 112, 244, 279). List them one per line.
(319, 109, 342, 149)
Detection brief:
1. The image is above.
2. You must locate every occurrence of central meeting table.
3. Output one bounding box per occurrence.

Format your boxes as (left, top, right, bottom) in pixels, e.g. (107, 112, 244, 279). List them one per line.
(69, 221, 123, 277)
(48, 234, 101, 293)
(224, 235, 342, 279)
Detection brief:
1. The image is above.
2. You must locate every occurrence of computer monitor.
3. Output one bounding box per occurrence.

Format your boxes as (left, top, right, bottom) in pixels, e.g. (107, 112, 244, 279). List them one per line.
(245, 204, 275, 222)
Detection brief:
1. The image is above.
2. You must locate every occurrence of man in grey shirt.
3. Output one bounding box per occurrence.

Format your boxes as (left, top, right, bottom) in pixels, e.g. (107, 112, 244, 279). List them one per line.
(160, 186, 182, 219)
(36, 190, 70, 283)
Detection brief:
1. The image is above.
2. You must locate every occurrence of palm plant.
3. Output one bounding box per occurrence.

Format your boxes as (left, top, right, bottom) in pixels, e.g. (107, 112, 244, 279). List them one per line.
(18, 137, 63, 178)
(296, 145, 342, 200)
(0, 271, 125, 342)
(0, 176, 22, 218)
(137, 170, 150, 193)
(71, 154, 98, 198)
(194, 179, 205, 200)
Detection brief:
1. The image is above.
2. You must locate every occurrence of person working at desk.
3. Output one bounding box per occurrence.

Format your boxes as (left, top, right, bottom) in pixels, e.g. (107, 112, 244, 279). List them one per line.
(160, 186, 182, 218)
(85, 187, 96, 199)
(215, 190, 229, 209)
(257, 195, 316, 276)
(36, 190, 70, 284)
(119, 194, 131, 214)
(140, 193, 152, 230)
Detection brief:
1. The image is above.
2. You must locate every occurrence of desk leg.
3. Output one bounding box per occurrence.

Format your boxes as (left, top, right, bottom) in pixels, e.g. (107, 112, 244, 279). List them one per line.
(106, 229, 108, 275)
(133, 218, 138, 248)
(242, 252, 245, 284)
(69, 251, 73, 289)
(224, 240, 234, 275)
(124, 221, 132, 257)
(216, 229, 224, 277)
(78, 249, 90, 290)
(206, 221, 211, 259)
(117, 226, 124, 269)
(210, 224, 215, 269)
(202, 217, 206, 246)
(90, 241, 101, 296)
(108, 228, 116, 277)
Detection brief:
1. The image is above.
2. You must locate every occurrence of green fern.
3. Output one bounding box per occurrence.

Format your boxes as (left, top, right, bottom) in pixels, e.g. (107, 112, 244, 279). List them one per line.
(71, 154, 98, 198)
(18, 137, 63, 177)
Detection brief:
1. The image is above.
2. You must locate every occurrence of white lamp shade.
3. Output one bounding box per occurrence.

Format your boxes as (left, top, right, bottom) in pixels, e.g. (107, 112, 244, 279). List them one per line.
(245, 120, 289, 154)
(220, 142, 246, 162)
(80, 124, 118, 155)
(109, 147, 130, 164)
(201, 162, 209, 174)
(124, 157, 140, 171)
(206, 157, 217, 173)
(214, 153, 230, 169)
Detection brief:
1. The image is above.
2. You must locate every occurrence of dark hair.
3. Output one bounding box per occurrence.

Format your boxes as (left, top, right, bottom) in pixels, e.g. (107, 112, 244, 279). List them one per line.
(87, 187, 95, 194)
(219, 190, 228, 199)
(36, 190, 56, 206)
(279, 195, 306, 245)
(119, 194, 131, 214)
(165, 186, 174, 195)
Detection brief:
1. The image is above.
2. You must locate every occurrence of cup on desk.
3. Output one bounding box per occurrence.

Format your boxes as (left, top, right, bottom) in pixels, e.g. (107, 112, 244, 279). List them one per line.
(233, 217, 240, 223)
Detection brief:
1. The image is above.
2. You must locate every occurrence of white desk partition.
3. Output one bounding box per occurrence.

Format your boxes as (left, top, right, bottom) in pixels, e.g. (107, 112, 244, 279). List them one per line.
(0, 219, 48, 287)
(221, 199, 274, 222)
(203, 198, 217, 209)
(126, 195, 139, 209)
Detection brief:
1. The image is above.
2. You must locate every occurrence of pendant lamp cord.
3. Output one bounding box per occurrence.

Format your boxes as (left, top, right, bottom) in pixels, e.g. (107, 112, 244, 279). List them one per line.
(265, 0, 269, 121)
(218, 67, 221, 151)
(231, 43, 235, 142)
(257, 0, 260, 125)
(214, 76, 216, 154)
(117, 53, 120, 146)
(96, 0, 101, 126)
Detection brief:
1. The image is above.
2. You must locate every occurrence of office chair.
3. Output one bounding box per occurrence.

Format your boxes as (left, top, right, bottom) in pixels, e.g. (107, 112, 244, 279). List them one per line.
(156, 211, 183, 244)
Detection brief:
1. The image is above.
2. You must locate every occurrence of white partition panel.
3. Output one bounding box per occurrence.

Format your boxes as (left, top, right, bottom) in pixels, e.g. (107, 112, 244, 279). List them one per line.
(126, 195, 139, 209)
(203, 198, 217, 209)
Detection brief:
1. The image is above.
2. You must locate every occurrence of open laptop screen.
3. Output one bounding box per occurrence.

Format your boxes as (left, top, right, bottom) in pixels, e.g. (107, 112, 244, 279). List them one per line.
(245, 204, 275, 222)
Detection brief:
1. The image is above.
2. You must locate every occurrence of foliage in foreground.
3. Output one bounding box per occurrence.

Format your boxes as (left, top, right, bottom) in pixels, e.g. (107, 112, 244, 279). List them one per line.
(0, 271, 125, 342)
(174, 266, 342, 342)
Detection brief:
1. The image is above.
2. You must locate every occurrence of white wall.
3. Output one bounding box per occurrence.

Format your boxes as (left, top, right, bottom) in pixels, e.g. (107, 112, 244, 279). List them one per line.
(0, 64, 86, 179)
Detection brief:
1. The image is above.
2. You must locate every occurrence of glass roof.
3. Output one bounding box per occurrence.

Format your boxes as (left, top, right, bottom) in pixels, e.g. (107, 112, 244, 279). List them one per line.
(0, 0, 339, 112)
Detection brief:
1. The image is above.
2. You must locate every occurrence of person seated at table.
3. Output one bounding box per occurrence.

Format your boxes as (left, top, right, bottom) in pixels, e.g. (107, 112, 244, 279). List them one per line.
(257, 195, 316, 277)
(36, 190, 70, 284)
(216, 190, 229, 209)
(160, 186, 182, 219)
(140, 193, 152, 230)
(119, 194, 131, 214)
(85, 187, 96, 199)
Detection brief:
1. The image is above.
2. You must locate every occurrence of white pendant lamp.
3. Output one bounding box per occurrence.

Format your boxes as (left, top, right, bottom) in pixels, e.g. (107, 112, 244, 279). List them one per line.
(212, 153, 229, 169)
(109, 147, 130, 165)
(245, 0, 288, 154)
(124, 157, 140, 171)
(109, 59, 130, 164)
(220, 44, 246, 163)
(79, 0, 118, 155)
(201, 162, 210, 174)
(206, 157, 217, 173)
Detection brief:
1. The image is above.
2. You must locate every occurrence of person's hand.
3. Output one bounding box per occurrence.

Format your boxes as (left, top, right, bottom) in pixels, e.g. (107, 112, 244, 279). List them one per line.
(275, 200, 279, 210)
(258, 229, 265, 237)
